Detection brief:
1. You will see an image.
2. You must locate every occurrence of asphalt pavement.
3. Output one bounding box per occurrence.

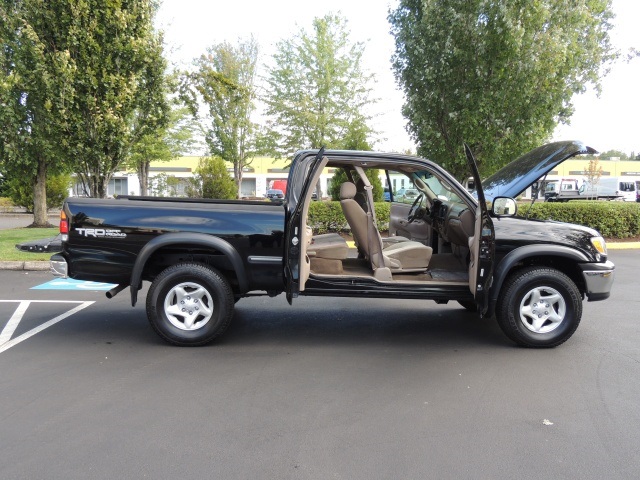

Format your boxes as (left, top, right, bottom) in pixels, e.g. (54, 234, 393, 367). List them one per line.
(0, 250, 639, 479)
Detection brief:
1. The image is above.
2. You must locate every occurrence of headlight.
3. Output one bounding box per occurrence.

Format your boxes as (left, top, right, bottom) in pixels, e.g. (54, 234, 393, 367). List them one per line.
(590, 236, 607, 256)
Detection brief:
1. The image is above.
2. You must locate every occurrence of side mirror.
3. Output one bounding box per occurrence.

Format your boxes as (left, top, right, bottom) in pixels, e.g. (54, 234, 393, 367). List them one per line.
(492, 197, 517, 217)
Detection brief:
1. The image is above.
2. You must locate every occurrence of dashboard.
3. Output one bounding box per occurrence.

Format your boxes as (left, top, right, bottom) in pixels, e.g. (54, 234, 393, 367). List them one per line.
(428, 199, 474, 247)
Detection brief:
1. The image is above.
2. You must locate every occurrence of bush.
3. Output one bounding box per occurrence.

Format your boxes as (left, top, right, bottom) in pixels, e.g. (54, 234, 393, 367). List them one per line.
(186, 157, 237, 199)
(308, 201, 390, 234)
(0, 197, 14, 212)
(5, 173, 72, 212)
(328, 169, 384, 202)
(519, 201, 640, 238)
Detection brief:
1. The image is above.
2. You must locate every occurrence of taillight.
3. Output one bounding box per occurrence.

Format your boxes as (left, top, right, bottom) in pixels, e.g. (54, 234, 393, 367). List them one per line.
(60, 210, 69, 234)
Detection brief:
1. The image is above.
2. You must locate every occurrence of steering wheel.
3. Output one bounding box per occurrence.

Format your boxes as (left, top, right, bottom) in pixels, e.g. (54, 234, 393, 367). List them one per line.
(407, 194, 425, 223)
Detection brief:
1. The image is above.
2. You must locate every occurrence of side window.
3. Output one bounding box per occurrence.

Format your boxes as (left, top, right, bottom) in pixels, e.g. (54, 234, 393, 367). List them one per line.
(388, 170, 418, 204)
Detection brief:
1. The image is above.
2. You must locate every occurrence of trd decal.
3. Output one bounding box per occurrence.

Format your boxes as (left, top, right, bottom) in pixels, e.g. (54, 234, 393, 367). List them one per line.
(75, 228, 127, 238)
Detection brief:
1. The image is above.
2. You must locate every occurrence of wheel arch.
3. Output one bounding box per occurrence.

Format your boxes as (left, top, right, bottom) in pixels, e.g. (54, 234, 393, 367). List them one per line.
(488, 245, 588, 317)
(130, 233, 249, 306)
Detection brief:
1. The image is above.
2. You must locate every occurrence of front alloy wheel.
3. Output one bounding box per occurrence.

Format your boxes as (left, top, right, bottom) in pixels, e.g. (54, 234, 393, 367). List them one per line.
(518, 285, 566, 334)
(497, 267, 582, 348)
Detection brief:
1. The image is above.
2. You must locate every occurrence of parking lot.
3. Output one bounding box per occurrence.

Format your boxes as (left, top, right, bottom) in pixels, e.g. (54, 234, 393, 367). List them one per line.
(1, 250, 639, 479)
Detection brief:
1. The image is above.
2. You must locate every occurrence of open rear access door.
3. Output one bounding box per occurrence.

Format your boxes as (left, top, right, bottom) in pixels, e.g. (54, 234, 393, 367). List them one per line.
(283, 148, 328, 304)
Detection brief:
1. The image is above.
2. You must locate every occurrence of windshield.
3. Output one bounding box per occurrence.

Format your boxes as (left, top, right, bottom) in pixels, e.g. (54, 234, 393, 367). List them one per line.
(415, 171, 463, 203)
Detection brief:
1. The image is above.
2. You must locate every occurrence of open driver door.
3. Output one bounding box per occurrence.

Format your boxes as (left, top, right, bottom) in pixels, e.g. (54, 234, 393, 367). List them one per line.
(464, 144, 495, 316)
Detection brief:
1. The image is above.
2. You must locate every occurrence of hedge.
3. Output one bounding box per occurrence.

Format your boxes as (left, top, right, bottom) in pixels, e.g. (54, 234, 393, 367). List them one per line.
(308, 200, 640, 239)
(518, 201, 640, 239)
(308, 201, 390, 234)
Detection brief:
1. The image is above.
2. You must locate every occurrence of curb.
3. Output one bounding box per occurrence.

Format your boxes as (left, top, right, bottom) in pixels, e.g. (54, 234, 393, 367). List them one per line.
(606, 242, 640, 250)
(0, 261, 50, 271)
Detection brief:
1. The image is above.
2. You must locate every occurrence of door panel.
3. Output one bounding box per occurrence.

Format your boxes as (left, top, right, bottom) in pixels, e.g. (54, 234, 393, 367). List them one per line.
(389, 202, 432, 244)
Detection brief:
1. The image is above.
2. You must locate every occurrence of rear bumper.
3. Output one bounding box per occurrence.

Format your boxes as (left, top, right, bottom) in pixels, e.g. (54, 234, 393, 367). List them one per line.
(50, 254, 68, 278)
(580, 261, 615, 301)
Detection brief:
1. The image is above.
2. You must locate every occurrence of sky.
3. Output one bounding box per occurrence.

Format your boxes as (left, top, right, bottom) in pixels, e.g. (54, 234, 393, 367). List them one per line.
(156, 0, 640, 156)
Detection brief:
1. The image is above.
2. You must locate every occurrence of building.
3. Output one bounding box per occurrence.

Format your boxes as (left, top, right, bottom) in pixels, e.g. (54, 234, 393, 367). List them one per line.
(74, 155, 640, 200)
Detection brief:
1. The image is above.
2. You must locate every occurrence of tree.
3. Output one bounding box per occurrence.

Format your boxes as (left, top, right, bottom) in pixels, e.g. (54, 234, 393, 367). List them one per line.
(584, 158, 603, 188)
(389, 0, 616, 180)
(599, 149, 628, 160)
(0, 0, 76, 226)
(328, 168, 383, 202)
(185, 157, 236, 200)
(263, 13, 377, 156)
(183, 38, 260, 198)
(17, 0, 167, 199)
(126, 103, 197, 196)
(121, 41, 176, 197)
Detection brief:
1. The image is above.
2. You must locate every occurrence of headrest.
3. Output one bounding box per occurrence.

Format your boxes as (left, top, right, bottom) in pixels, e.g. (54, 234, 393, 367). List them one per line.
(340, 182, 357, 200)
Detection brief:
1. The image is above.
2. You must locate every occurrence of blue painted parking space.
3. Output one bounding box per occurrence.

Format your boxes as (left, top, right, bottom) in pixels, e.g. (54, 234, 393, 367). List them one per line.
(31, 278, 118, 291)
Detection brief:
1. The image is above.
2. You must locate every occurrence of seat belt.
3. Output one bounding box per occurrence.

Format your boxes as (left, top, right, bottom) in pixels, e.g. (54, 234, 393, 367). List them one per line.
(354, 166, 385, 269)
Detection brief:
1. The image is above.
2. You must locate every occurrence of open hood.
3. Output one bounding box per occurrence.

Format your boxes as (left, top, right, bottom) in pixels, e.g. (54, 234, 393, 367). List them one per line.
(480, 141, 597, 200)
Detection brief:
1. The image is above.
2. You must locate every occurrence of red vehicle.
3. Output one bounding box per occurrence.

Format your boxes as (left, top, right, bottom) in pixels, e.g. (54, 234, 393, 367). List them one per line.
(270, 179, 287, 192)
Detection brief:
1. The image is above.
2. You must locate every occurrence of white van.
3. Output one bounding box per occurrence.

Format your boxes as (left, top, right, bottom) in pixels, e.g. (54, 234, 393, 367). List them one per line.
(594, 177, 638, 202)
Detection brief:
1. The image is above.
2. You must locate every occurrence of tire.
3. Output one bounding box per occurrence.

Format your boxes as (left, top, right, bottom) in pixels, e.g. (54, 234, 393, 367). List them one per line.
(457, 300, 478, 312)
(496, 267, 582, 348)
(146, 263, 234, 346)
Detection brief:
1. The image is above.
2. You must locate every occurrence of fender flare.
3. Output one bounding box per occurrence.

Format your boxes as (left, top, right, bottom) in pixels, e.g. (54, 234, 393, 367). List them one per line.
(129, 232, 249, 306)
(489, 244, 589, 311)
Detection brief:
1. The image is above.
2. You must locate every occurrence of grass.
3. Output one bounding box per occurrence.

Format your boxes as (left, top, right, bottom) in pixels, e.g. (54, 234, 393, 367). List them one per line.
(0, 227, 59, 262)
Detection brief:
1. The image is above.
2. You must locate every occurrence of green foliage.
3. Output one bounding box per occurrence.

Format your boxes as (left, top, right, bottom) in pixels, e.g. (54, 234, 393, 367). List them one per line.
(389, 0, 616, 180)
(74, 1, 168, 198)
(598, 149, 628, 160)
(519, 202, 640, 238)
(309, 200, 639, 239)
(126, 102, 197, 196)
(3, 0, 167, 198)
(182, 38, 260, 197)
(0, 197, 14, 210)
(0, 0, 76, 224)
(187, 157, 237, 200)
(5, 173, 71, 213)
(329, 169, 349, 200)
(308, 201, 391, 234)
(328, 169, 383, 201)
(263, 13, 377, 156)
(149, 173, 183, 197)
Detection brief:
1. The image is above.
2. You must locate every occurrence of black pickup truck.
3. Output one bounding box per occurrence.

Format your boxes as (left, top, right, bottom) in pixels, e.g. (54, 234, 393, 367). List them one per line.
(49, 141, 615, 348)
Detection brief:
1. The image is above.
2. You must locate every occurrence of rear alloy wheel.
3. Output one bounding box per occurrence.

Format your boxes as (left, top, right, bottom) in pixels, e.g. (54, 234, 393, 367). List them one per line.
(146, 263, 234, 346)
(496, 267, 582, 348)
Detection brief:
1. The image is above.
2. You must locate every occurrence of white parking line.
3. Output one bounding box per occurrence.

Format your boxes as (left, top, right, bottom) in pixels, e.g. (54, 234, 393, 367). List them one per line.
(0, 300, 95, 353)
(0, 301, 30, 345)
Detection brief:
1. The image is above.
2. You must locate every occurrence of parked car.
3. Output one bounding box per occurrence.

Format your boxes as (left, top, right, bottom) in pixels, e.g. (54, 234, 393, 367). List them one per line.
(394, 188, 419, 203)
(265, 189, 284, 201)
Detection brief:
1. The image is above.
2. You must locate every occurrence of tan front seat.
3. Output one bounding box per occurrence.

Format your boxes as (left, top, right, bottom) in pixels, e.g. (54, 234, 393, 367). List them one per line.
(339, 182, 432, 273)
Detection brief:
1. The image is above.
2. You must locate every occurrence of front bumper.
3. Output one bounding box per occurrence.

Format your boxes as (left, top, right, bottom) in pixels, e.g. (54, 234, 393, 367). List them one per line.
(580, 260, 615, 301)
(50, 254, 68, 278)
